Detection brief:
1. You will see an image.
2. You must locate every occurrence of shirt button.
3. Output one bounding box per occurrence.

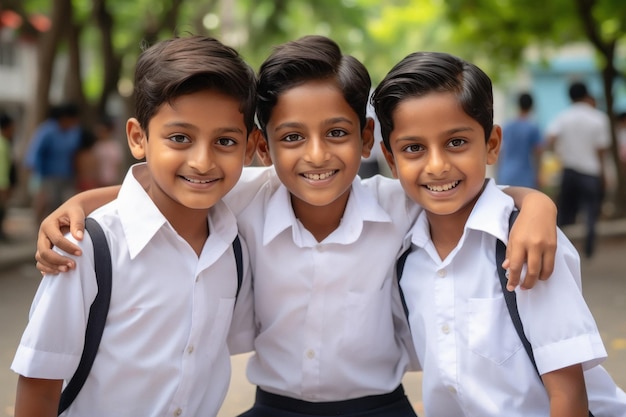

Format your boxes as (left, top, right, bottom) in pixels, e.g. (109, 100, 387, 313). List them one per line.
(187, 345, 194, 354)
(174, 408, 182, 416)
(437, 269, 447, 278)
(447, 385, 457, 394)
(441, 324, 450, 334)
(316, 244, 324, 252)
(306, 349, 315, 359)
(195, 276, 199, 283)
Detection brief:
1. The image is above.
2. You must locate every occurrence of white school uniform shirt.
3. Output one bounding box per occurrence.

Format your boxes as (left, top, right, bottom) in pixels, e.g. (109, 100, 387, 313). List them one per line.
(228, 166, 420, 401)
(12, 165, 254, 417)
(399, 179, 626, 416)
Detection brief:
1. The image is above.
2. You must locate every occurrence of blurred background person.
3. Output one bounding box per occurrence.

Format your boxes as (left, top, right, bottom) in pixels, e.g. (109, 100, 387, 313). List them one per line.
(74, 127, 99, 192)
(617, 112, 626, 173)
(25, 102, 82, 223)
(497, 92, 543, 188)
(0, 112, 16, 241)
(546, 81, 610, 258)
(92, 114, 124, 186)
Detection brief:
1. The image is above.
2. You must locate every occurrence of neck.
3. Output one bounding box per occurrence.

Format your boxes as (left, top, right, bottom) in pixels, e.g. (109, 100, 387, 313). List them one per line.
(290, 190, 350, 242)
(426, 182, 486, 260)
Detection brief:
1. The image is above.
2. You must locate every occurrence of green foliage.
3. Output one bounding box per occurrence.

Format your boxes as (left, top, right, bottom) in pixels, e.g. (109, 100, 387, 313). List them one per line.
(16, 0, 626, 108)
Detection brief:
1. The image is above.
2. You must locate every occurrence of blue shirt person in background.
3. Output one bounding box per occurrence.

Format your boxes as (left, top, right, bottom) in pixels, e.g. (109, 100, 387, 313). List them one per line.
(497, 92, 543, 188)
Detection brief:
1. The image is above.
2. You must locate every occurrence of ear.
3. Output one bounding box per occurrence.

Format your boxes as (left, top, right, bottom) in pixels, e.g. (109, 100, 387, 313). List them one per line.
(360, 117, 375, 158)
(486, 124, 502, 166)
(381, 141, 399, 179)
(126, 118, 146, 160)
(255, 131, 273, 166)
(244, 127, 262, 166)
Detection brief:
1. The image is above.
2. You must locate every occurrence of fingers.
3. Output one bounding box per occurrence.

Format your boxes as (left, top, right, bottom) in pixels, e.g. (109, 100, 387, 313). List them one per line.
(35, 246, 75, 274)
(538, 240, 556, 281)
(68, 207, 86, 241)
(520, 247, 541, 290)
(503, 247, 523, 291)
(504, 239, 557, 291)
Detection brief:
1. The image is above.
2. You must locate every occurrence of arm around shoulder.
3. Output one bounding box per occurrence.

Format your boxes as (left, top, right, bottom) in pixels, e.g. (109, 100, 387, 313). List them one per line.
(501, 186, 557, 289)
(36, 185, 120, 274)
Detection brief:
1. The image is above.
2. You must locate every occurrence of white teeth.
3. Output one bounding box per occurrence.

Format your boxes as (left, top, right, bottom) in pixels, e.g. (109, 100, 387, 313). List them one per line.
(303, 171, 336, 181)
(426, 181, 459, 192)
(184, 177, 213, 184)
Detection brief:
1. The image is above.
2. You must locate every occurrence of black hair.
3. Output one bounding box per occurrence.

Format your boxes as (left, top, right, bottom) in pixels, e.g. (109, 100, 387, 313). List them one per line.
(372, 51, 494, 152)
(256, 35, 371, 135)
(518, 92, 533, 111)
(133, 35, 257, 134)
(568, 81, 589, 102)
(0, 112, 13, 129)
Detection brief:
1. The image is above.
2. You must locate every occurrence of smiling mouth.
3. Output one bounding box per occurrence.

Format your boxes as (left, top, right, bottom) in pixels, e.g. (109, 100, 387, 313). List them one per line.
(425, 180, 460, 192)
(181, 176, 217, 184)
(302, 170, 337, 181)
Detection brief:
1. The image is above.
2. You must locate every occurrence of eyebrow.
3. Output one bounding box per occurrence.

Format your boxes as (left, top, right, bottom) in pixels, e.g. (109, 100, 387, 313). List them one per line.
(273, 116, 355, 131)
(163, 121, 245, 135)
(395, 126, 475, 142)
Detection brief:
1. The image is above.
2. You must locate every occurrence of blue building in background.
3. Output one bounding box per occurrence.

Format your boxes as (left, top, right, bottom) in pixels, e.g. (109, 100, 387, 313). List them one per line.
(527, 55, 626, 132)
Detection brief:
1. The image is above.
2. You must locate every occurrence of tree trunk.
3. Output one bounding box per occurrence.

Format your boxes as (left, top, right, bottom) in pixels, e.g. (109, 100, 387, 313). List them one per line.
(65, 18, 87, 120)
(93, 0, 122, 120)
(33, 0, 72, 126)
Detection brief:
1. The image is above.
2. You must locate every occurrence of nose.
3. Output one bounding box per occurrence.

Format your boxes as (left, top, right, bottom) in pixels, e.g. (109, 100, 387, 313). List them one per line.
(425, 148, 450, 177)
(304, 136, 330, 165)
(188, 143, 216, 173)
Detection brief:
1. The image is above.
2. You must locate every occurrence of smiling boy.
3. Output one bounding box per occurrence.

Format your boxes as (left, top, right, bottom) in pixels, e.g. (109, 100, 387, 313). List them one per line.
(12, 36, 257, 417)
(374, 50, 626, 417)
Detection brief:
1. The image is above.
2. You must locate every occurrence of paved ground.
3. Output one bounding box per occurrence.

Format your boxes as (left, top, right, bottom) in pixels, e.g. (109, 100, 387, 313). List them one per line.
(0, 207, 625, 416)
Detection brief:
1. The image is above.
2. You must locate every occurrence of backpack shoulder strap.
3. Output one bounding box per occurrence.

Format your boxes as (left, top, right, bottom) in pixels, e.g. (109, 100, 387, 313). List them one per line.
(232, 235, 243, 298)
(496, 210, 541, 380)
(58, 217, 112, 415)
(396, 246, 412, 322)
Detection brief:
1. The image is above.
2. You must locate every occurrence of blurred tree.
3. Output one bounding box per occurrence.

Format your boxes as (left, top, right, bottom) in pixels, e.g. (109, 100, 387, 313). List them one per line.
(442, 0, 626, 215)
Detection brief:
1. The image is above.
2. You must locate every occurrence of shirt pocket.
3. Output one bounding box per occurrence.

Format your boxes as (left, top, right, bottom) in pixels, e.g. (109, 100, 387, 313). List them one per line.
(343, 279, 396, 359)
(204, 297, 236, 354)
(467, 296, 523, 365)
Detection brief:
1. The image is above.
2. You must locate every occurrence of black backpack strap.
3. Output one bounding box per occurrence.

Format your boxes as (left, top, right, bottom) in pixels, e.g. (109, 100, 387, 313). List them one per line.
(496, 211, 541, 381)
(232, 235, 243, 298)
(497, 211, 594, 417)
(396, 246, 412, 321)
(58, 218, 112, 415)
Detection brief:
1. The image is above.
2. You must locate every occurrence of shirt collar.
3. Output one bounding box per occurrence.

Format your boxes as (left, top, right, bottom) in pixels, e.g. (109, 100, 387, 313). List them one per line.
(117, 163, 238, 259)
(409, 179, 515, 249)
(262, 176, 393, 246)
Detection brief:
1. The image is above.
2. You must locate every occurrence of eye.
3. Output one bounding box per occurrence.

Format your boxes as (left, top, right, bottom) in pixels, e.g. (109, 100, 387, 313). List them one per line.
(448, 138, 466, 148)
(403, 143, 424, 153)
(216, 137, 237, 147)
(282, 133, 303, 143)
(328, 129, 347, 138)
(169, 134, 190, 144)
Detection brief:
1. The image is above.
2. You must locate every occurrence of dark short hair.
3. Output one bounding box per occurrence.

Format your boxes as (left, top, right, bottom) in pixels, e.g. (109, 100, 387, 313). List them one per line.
(372, 51, 493, 152)
(133, 35, 257, 134)
(0, 112, 13, 129)
(518, 92, 533, 111)
(568, 81, 588, 102)
(57, 102, 80, 119)
(256, 35, 371, 134)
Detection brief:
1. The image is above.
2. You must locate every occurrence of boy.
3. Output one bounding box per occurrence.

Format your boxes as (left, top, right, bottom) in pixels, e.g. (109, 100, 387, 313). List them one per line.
(373, 51, 626, 416)
(12, 35, 257, 417)
(34, 37, 558, 416)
